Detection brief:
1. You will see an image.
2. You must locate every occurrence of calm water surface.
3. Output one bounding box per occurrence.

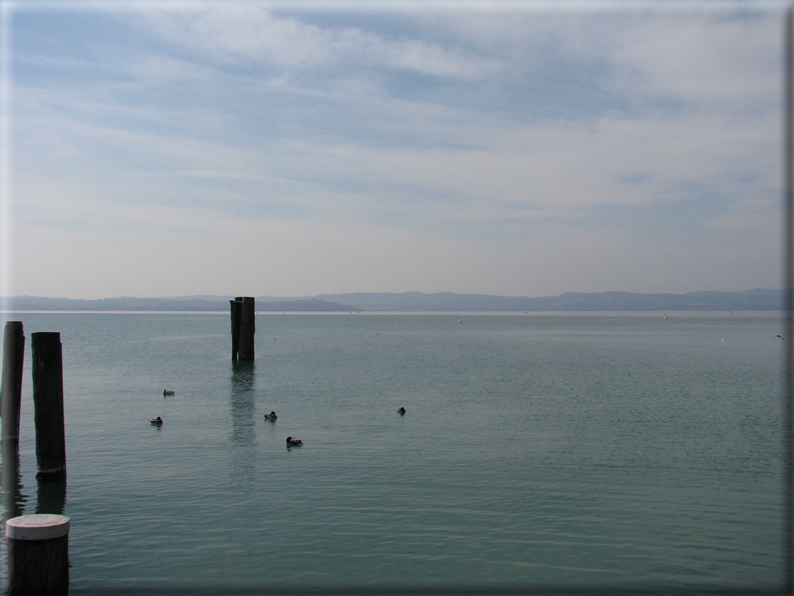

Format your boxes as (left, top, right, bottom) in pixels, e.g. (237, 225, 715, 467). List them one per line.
(0, 312, 784, 594)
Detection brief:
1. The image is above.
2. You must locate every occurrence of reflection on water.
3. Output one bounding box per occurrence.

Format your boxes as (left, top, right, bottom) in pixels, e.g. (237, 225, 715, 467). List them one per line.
(230, 361, 256, 481)
(0, 442, 26, 522)
(35, 480, 66, 516)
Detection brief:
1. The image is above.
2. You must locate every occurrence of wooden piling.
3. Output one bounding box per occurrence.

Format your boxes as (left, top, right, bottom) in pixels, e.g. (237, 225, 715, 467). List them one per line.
(230, 298, 242, 360)
(6, 514, 69, 595)
(1, 441, 23, 522)
(1, 322, 25, 444)
(231, 297, 255, 361)
(238, 297, 255, 361)
(31, 333, 66, 482)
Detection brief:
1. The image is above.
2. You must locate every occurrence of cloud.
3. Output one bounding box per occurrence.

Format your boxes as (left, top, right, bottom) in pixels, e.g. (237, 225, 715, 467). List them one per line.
(13, 64, 778, 235)
(138, 6, 500, 79)
(7, 3, 784, 298)
(606, 12, 780, 108)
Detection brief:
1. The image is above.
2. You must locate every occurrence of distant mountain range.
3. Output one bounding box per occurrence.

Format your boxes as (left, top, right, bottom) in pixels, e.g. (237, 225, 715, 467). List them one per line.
(4, 289, 784, 312)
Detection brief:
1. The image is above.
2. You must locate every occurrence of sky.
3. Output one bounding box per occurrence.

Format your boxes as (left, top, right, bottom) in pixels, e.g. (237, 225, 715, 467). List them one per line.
(0, 0, 786, 300)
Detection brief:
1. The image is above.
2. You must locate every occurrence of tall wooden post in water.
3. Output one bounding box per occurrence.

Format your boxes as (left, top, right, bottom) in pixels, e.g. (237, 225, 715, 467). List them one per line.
(230, 299, 242, 360)
(230, 297, 255, 361)
(1, 322, 25, 444)
(239, 297, 255, 361)
(31, 333, 66, 482)
(1, 323, 25, 527)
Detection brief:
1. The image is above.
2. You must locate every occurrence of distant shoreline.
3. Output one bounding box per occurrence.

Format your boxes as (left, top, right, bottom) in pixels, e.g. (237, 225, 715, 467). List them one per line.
(1, 289, 783, 312)
(0, 310, 784, 317)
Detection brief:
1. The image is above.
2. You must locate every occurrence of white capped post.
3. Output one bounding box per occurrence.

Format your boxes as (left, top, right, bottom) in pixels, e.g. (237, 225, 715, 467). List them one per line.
(6, 514, 70, 595)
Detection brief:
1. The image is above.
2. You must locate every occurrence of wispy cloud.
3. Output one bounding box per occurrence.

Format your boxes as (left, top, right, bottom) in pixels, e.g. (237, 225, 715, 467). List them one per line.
(6, 2, 784, 298)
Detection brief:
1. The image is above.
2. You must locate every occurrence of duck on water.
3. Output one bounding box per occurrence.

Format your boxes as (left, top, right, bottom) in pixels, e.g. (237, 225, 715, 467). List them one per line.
(286, 436, 302, 447)
(265, 411, 277, 421)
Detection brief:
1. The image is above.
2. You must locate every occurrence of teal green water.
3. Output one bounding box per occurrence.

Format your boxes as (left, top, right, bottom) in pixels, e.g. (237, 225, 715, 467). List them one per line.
(0, 312, 784, 593)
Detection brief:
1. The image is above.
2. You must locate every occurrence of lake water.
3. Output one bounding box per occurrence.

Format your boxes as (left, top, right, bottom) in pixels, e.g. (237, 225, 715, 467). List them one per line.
(0, 311, 785, 594)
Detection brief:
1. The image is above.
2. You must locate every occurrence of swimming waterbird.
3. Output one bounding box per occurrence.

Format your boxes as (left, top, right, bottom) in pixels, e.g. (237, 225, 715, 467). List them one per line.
(398, 407, 406, 415)
(265, 411, 277, 421)
(163, 390, 175, 396)
(286, 436, 303, 447)
(150, 417, 163, 425)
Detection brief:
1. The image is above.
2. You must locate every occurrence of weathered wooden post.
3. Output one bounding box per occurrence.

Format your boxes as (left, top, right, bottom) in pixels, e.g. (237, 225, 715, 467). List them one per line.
(2, 322, 26, 525)
(6, 514, 69, 595)
(230, 298, 242, 360)
(1, 321, 25, 444)
(238, 297, 255, 361)
(1, 441, 24, 522)
(31, 333, 66, 482)
(230, 297, 255, 361)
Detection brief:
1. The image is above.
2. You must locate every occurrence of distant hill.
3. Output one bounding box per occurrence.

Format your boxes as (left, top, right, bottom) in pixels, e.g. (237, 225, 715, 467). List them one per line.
(312, 289, 783, 311)
(6, 296, 356, 312)
(4, 289, 783, 311)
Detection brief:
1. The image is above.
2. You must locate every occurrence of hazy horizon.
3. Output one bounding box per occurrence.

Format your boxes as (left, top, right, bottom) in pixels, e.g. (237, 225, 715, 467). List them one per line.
(1, 2, 784, 301)
(3, 287, 782, 302)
